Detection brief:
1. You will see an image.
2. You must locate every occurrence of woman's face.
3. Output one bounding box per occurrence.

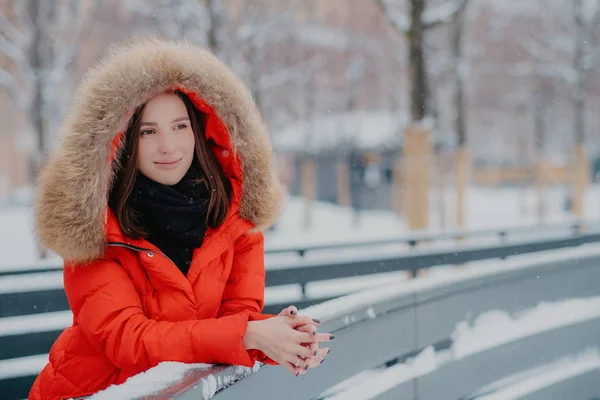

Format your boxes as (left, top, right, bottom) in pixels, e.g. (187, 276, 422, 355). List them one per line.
(136, 92, 196, 185)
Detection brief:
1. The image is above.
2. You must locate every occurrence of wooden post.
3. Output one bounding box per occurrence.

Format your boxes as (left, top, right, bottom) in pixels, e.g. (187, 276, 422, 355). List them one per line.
(571, 144, 589, 219)
(336, 157, 351, 208)
(454, 146, 470, 229)
(436, 149, 447, 230)
(301, 156, 316, 229)
(402, 125, 431, 231)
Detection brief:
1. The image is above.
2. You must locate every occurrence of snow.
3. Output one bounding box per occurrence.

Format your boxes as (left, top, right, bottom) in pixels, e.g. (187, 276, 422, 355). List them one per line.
(476, 348, 600, 400)
(451, 297, 600, 359)
(327, 296, 600, 399)
(86, 362, 260, 400)
(87, 362, 213, 400)
(3, 185, 600, 270)
(327, 346, 438, 400)
(272, 110, 405, 153)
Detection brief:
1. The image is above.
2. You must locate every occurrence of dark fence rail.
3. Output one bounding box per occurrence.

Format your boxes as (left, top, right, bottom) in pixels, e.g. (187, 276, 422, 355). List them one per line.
(2, 222, 600, 399)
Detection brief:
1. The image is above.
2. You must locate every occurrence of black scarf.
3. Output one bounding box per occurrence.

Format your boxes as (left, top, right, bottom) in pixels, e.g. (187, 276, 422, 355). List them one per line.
(130, 168, 209, 276)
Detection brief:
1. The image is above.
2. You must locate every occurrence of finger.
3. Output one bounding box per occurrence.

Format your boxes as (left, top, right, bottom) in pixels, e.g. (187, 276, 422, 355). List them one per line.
(287, 316, 319, 328)
(313, 332, 335, 343)
(282, 360, 296, 374)
(295, 358, 311, 375)
(293, 344, 314, 360)
(279, 305, 298, 317)
(287, 355, 307, 376)
(293, 331, 318, 344)
(307, 348, 331, 369)
(308, 356, 325, 368)
(308, 342, 319, 357)
(295, 323, 318, 336)
(316, 347, 331, 358)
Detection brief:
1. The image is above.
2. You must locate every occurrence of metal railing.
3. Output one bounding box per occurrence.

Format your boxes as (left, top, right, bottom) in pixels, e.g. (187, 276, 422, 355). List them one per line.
(114, 243, 600, 400)
(2, 221, 600, 399)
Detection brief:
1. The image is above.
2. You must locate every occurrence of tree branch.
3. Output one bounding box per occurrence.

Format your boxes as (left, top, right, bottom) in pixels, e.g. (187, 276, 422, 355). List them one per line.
(0, 33, 25, 64)
(519, 37, 577, 83)
(0, 67, 28, 109)
(257, 57, 324, 92)
(378, 0, 410, 35)
(422, 0, 469, 29)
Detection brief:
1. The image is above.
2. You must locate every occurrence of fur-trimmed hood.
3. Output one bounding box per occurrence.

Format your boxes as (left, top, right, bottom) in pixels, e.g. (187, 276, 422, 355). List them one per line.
(34, 37, 285, 263)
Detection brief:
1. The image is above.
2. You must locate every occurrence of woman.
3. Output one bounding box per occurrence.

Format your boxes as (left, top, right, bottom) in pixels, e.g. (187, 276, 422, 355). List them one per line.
(30, 38, 331, 400)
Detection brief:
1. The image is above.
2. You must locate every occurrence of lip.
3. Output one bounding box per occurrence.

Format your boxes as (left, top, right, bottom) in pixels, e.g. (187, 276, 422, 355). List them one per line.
(154, 159, 182, 168)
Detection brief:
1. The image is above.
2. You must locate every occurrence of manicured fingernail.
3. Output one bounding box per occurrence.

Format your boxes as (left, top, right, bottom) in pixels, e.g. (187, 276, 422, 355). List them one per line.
(314, 349, 318, 356)
(290, 310, 297, 315)
(327, 348, 332, 355)
(313, 318, 321, 323)
(295, 372, 299, 377)
(320, 359, 325, 365)
(305, 364, 309, 370)
(313, 329, 317, 335)
(330, 334, 335, 340)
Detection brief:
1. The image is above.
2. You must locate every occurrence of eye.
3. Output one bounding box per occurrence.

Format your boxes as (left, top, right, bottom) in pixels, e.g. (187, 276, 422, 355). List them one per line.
(174, 123, 188, 130)
(140, 129, 155, 136)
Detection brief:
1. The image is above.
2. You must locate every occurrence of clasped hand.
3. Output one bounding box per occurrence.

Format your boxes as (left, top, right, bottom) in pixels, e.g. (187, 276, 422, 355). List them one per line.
(244, 305, 333, 376)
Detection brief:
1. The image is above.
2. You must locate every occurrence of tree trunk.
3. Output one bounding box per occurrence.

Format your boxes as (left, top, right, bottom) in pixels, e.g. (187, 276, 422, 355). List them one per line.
(408, 0, 429, 121)
(452, 6, 468, 230)
(28, 0, 46, 157)
(336, 157, 351, 208)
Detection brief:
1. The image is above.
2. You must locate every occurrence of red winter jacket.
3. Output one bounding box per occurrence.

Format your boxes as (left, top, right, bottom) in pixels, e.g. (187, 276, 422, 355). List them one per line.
(29, 38, 285, 400)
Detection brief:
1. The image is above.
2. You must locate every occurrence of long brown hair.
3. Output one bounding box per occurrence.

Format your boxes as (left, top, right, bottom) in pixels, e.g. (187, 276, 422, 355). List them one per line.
(108, 90, 232, 239)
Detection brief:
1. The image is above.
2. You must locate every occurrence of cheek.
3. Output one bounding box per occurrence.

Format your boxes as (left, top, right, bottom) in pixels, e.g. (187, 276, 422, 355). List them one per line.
(184, 131, 196, 152)
(137, 140, 151, 167)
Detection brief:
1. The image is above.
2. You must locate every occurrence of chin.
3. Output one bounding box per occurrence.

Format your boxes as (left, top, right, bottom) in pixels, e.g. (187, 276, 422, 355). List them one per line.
(150, 172, 186, 186)
(160, 176, 185, 186)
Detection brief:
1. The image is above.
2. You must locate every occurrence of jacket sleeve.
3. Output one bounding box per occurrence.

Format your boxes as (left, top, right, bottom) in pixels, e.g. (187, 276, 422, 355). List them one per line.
(218, 231, 278, 365)
(64, 258, 258, 376)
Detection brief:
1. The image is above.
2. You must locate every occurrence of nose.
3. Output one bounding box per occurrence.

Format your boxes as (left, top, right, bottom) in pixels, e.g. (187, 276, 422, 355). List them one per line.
(157, 132, 176, 154)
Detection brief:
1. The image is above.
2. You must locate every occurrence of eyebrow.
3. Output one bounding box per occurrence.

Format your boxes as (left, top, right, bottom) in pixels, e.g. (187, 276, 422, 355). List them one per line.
(140, 117, 190, 127)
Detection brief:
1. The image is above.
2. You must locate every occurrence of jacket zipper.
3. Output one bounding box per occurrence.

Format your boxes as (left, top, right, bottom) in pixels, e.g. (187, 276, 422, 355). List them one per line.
(106, 241, 178, 266)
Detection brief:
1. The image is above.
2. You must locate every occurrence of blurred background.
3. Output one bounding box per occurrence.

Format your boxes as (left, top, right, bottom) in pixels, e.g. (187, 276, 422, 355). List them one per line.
(3, 3, 600, 398)
(2, 0, 600, 256)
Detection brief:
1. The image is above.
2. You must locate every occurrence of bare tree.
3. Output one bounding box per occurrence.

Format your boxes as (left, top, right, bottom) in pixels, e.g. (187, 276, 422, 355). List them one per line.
(0, 0, 95, 159)
(124, 0, 227, 54)
(519, 0, 600, 145)
(378, 0, 468, 122)
(518, 0, 600, 217)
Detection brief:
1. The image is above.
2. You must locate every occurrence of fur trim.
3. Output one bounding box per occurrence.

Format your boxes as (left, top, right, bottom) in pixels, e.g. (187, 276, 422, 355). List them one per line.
(34, 37, 285, 263)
